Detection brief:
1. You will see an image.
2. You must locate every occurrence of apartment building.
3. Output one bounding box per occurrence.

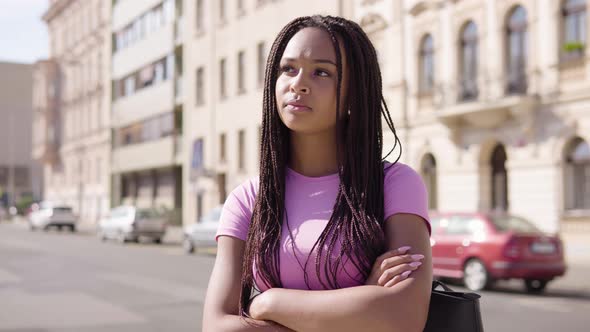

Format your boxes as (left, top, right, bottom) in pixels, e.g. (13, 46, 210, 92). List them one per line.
(182, 0, 589, 233)
(37, 0, 111, 225)
(32, 60, 60, 202)
(110, 0, 184, 215)
(0, 62, 38, 207)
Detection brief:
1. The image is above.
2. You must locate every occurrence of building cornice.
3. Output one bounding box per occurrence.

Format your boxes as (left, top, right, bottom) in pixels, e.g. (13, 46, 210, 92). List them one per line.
(43, 0, 75, 22)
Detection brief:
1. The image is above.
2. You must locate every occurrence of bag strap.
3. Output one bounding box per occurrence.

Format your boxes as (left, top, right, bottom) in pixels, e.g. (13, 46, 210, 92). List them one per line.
(432, 280, 454, 292)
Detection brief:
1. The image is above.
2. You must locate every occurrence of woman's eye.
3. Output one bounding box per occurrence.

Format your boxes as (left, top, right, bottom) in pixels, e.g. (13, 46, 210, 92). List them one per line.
(280, 65, 296, 73)
(315, 69, 330, 77)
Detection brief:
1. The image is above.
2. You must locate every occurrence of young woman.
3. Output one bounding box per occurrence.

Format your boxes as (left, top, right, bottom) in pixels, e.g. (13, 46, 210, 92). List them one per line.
(203, 15, 432, 332)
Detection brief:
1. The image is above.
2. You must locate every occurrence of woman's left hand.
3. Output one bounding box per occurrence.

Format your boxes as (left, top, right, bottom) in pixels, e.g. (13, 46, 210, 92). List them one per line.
(365, 246, 425, 288)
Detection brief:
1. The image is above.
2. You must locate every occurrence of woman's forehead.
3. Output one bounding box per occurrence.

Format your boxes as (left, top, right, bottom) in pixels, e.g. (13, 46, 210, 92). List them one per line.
(282, 27, 338, 61)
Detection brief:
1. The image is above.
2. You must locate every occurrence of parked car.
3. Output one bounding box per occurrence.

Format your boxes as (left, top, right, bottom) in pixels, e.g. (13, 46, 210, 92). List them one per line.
(98, 206, 167, 244)
(430, 211, 566, 293)
(28, 202, 77, 232)
(183, 206, 223, 254)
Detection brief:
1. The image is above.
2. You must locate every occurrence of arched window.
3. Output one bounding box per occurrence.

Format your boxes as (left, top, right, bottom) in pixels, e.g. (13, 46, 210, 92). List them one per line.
(506, 6, 527, 94)
(562, 0, 587, 61)
(419, 34, 435, 94)
(491, 144, 509, 211)
(564, 138, 590, 210)
(420, 153, 438, 210)
(460, 21, 478, 101)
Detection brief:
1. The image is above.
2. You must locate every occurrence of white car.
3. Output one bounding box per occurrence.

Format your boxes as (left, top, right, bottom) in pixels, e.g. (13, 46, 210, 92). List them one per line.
(98, 206, 167, 244)
(29, 202, 77, 232)
(182, 206, 222, 254)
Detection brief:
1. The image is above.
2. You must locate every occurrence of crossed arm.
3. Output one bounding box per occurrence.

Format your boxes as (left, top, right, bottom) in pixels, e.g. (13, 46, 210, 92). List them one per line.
(202, 213, 432, 332)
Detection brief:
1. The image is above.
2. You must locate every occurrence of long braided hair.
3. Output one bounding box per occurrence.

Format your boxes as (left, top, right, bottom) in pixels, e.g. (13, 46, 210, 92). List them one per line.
(240, 15, 401, 315)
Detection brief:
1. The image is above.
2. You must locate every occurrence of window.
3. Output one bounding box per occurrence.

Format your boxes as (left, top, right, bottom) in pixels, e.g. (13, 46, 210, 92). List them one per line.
(237, 50, 246, 94)
(238, 0, 245, 15)
(447, 216, 485, 236)
(196, 0, 204, 31)
(420, 153, 438, 210)
(459, 21, 478, 101)
(238, 130, 245, 171)
(562, 0, 587, 61)
(196, 67, 204, 105)
(419, 34, 435, 94)
(257, 41, 266, 87)
(491, 144, 508, 212)
(219, 0, 226, 23)
(564, 138, 590, 210)
(219, 58, 227, 99)
(220, 133, 226, 162)
(506, 6, 527, 94)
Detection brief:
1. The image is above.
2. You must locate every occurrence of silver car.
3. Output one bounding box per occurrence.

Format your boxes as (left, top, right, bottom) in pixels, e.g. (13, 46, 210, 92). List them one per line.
(183, 206, 222, 254)
(29, 202, 77, 232)
(98, 206, 167, 244)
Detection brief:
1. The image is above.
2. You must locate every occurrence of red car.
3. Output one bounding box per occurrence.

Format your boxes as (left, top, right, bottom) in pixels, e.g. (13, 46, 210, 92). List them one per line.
(430, 211, 566, 293)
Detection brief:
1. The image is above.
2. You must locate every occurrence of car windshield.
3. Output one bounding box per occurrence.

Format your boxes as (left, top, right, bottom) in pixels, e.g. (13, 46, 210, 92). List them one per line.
(201, 208, 222, 223)
(53, 207, 72, 212)
(136, 209, 161, 219)
(489, 214, 541, 233)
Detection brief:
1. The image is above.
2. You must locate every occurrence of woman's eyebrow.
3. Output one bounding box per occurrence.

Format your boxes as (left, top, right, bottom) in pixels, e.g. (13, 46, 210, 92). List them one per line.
(282, 57, 336, 66)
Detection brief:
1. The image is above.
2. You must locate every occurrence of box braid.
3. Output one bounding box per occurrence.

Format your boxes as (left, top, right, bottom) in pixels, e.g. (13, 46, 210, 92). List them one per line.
(240, 15, 402, 316)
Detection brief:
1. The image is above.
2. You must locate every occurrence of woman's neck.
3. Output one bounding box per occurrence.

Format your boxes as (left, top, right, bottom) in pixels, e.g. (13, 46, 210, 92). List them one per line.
(288, 131, 339, 177)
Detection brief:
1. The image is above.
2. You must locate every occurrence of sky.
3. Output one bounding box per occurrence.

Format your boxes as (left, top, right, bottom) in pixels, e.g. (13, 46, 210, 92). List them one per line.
(0, 0, 49, 64)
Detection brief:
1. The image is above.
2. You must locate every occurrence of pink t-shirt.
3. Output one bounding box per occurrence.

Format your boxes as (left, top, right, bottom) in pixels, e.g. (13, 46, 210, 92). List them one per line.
(215, 162, 430, 291)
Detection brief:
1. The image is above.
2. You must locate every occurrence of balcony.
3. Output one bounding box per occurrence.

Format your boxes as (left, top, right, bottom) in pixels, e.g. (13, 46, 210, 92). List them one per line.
(112, 80, 174, 128)
(112, 23, 174, 80)
(112, 134, 182, 174)
(434, 75, 537, 130)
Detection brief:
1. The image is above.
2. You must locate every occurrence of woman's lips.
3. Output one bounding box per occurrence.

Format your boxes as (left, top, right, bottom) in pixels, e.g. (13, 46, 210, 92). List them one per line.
(285, 102, 312, 112)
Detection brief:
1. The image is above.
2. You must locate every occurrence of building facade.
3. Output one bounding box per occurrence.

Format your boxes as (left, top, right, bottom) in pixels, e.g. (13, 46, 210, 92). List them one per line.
(0, 62, 38, 208)
(181, 0, 589, 233)
(399, 0, 590, 233)
(110, 0, 184, 217)
(40, 0, 112, 224)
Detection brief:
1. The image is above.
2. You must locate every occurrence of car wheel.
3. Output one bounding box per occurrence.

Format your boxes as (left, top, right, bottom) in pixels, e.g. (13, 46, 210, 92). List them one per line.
(524, 279, 548, 294)
(69, 225, 76, 232)
(183, 237, 195, 254)
(153, 237, 162, 244)
(463, 259, 491, 291)
(57, 225, 63, 231)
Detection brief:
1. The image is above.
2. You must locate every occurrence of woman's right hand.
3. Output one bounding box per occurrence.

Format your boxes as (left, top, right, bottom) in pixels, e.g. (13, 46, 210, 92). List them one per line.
(365, 246, 425, 288)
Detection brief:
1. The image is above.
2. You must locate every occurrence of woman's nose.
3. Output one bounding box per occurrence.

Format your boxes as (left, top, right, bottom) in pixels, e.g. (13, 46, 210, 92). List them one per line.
(290, 72, 310, 94)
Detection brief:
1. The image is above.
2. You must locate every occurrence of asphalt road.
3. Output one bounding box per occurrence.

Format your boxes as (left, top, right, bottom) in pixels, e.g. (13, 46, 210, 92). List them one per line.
(1, 222, 589, 332)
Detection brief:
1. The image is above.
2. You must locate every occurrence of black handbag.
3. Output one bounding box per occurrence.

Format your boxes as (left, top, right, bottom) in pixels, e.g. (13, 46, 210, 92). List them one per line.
(423, 280, 484, 332)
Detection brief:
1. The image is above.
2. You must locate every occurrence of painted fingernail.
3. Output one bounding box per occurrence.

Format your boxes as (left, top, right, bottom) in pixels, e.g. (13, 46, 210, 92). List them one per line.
(411, 254, 425, 260)
(397, 246, 411, 253)
(409, 261, 422, 268)
(401, 270, 412, 279)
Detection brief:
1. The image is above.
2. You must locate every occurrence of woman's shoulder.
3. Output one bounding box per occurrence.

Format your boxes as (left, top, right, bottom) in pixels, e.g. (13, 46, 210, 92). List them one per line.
(226, 176, 259, 209)
(383, 161, 427, 192)
(383, 161, 420, 179)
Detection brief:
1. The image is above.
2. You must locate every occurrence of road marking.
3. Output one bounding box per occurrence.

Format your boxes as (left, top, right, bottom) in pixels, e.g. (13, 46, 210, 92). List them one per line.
(515, 297, 590, 313)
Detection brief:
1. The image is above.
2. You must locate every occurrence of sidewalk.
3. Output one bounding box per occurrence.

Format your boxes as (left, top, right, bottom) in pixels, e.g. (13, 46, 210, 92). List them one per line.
(2, 216, 185, 245)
